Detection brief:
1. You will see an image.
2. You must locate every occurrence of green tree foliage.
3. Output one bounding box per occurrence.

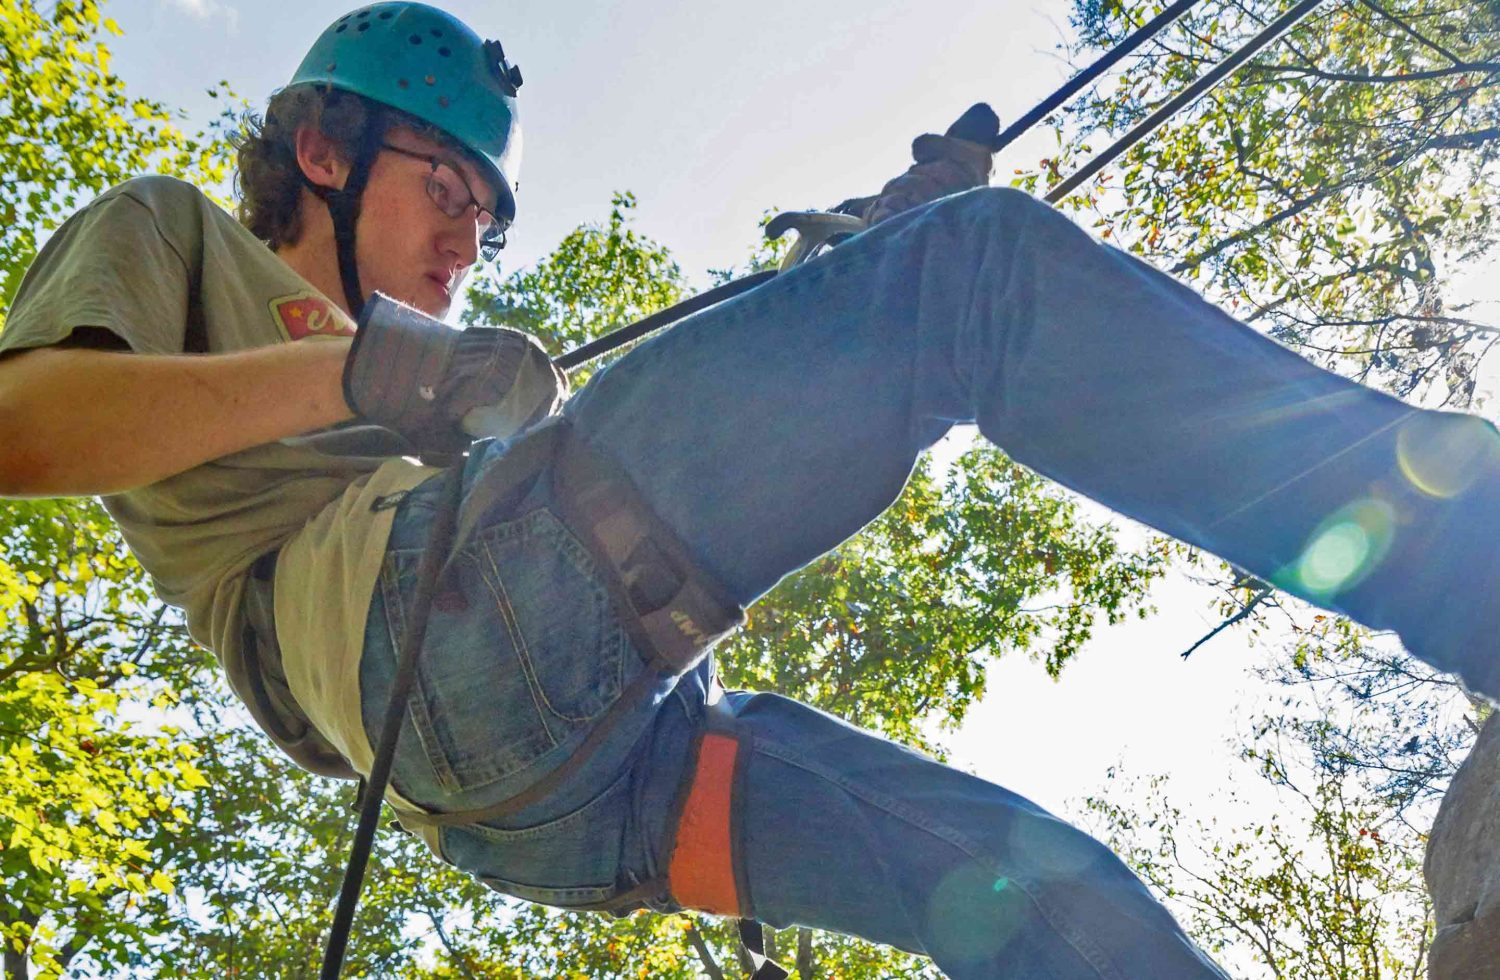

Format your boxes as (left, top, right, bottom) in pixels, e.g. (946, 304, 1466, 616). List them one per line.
(463, 190, 687, 384)
(1084, 762, 1433, 977)
(1033, 3, 1497, 973)
(0, 4, 240, 976)
(142, 721, 479, 979)
(0, 0, 233, 317)
(1045, 0, 1500, 405)
(0, 498, 211, 978)
(399, 907, 944, 980)
(1081, 609, 1486, 977)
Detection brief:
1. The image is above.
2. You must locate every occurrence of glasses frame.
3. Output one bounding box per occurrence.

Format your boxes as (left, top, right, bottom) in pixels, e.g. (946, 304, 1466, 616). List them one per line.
(380, 142, 507, 262)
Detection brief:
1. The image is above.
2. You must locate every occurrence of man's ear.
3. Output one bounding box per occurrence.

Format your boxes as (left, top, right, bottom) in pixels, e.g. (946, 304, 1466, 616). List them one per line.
(293, 124, 350, 192)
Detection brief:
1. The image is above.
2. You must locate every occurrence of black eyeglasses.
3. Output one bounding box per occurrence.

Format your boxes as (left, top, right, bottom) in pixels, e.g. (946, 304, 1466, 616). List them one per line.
(381, 143, 507, 262)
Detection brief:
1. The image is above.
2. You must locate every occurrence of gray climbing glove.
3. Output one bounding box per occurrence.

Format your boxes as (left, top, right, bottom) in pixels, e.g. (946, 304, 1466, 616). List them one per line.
(839, 103, 1001, 226)
(343, 292, 567, 453)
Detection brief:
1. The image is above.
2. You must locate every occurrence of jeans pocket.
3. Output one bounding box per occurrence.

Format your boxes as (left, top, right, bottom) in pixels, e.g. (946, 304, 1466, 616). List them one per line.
(377, 506, 628, 795)
(442, 766, 634, 910)
(474, 508, 627, 725)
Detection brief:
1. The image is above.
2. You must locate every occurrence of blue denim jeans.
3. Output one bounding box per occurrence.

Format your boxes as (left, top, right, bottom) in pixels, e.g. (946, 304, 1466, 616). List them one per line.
(361, 187, 1500, 977)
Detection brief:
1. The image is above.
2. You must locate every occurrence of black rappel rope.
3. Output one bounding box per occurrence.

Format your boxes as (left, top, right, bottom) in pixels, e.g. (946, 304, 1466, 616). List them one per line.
(317, 1, 1335, 976)
(1044, 0, 1330, 204)
(320, 463, 466, 980)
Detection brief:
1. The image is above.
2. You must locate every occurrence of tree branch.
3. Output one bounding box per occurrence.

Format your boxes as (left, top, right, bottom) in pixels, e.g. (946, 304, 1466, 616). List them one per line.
(1181, 585, 1275, 659)
(1, 905, 40, 980)
(1172, 112, 1500, 279)
(796, 927, 814, 978)
(1252, 61, 1500, 84)
(423, 908, 478, 980)
(1355, 0, 1465, 65)
(686, 919, 727, 980)
(1419, 126, 1500, 152)
(1172, 181, 1348, 275)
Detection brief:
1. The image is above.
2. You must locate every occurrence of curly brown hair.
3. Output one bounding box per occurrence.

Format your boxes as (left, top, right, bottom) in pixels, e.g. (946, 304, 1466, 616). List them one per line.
(233, 85, 465, 249)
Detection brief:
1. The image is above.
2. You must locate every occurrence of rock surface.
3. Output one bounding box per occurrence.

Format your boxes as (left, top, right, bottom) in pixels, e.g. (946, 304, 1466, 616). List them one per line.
(1426, 713, 1500, 979)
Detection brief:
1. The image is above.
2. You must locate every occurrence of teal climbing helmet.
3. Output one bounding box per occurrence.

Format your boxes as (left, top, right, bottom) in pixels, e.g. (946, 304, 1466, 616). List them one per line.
(289, 1, 523, 227)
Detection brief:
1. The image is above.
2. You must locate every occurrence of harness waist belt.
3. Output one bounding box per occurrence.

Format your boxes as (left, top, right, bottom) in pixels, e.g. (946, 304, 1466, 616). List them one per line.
(388, 416, 746, 831)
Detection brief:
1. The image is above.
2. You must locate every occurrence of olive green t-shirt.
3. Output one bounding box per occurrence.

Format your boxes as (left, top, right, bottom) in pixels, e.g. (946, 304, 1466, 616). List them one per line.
(0, 175, 437, 782)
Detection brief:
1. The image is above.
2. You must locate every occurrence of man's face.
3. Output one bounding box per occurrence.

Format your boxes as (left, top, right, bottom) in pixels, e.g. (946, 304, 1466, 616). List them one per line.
(353, 127, 501, 318)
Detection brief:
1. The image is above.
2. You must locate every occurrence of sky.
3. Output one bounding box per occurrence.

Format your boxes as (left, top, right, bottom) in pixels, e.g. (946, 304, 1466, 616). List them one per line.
(98, 0, 1365, 920)
(107, 0, 1084, 282)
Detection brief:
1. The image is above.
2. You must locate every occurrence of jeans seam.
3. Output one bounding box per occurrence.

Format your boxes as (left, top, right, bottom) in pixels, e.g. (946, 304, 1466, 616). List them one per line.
(378, 556, 460, 793)
(699, 225, 882, 338)
(476, 875, 617, 904)
(476, 540, 561, 745)
(751, 736, 1126, 980)
(459, 766, 634, 843)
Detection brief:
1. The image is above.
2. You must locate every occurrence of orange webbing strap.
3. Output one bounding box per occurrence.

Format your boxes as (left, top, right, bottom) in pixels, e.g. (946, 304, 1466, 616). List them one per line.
(668, 731, 743, 916)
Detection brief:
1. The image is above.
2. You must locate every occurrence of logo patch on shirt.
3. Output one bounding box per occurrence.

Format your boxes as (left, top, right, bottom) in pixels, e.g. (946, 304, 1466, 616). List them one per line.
(269, 291, 355, 341)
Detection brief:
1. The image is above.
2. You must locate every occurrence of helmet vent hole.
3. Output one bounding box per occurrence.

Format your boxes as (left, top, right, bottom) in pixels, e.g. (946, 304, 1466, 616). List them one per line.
(378, 10, 393, 18)
(438, 46, 451, 57)
(408, 34, 422, 44)
(430, 28, 442, 37)
(357, 21, 370, 32)
(356, 9, 369, 17)
(335, 24, 346, 32)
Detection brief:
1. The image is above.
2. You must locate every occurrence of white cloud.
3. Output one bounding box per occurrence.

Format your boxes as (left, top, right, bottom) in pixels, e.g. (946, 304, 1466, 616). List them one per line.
(159, 0, 239, 33)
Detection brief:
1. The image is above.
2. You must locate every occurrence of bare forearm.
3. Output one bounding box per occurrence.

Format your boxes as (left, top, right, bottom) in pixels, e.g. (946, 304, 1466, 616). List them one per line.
(0, 340, 355, 497)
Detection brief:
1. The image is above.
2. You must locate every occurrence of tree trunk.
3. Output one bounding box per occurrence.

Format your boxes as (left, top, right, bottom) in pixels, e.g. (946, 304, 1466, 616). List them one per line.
(685, 921, 726, 980)
(1, 909, 35, 980)
(796, 927, 814, 978)
(2, 947, 27, 980)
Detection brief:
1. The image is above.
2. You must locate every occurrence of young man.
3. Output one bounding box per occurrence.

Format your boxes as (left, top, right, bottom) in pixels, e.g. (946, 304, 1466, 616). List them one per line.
(3, 3, 1497, 977)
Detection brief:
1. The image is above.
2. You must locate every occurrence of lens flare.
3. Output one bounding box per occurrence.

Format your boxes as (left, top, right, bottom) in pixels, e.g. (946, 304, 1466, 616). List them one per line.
(927, 865, 1024, 963)
(1396, 412, 1500, 499)
(1293, 498, 1395, 598)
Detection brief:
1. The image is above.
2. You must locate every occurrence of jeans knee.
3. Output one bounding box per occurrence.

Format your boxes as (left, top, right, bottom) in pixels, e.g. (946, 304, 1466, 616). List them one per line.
(944, 184, 1036, 223)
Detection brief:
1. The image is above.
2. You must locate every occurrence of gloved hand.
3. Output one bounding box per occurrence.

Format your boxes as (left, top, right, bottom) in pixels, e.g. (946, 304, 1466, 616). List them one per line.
(839, 103, 1001, 227)
(343, 293, 567, 454)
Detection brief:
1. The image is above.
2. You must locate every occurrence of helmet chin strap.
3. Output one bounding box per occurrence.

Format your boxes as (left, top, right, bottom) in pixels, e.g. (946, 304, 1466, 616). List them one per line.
(302, 111, 386, 319)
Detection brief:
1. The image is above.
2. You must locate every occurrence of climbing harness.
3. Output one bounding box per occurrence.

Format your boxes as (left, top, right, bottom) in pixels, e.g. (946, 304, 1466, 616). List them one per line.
(319, 414, 746, 978)
(371, 415, 746, 834)
(318, 1, 1338, 976)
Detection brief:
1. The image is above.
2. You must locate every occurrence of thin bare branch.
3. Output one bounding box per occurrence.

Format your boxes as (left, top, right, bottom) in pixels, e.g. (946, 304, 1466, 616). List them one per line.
(1181, 585, 1275, 659)
(1355, 0, 1465, 64)
(686, 919, 727, 980)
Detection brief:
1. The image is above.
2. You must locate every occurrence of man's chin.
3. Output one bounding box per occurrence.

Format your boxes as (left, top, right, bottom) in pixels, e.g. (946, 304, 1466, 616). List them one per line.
(389, 286, 450, 320)
(421, 278, 456, 318)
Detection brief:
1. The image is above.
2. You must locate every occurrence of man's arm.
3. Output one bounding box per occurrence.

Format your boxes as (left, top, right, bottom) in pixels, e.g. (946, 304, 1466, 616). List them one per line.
(0, 339, 355, 498)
